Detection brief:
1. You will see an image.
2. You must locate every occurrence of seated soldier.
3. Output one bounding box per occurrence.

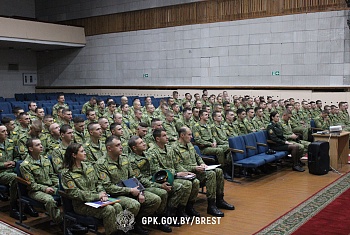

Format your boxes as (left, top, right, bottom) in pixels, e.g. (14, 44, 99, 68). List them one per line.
(62, 143, 122, 235)
(73, 116, 87, 144)
(20, 138, 63, 225)
(147, 129, 199, 219)
(0, 124, 26, 220)
(267, 112, 305, 172)
(174, 127, 235, 217)
(193, 110, 232, 180)
(84, 122, 106, 163)
(96, 136, 160, 235)
(314, 109, 331, 130)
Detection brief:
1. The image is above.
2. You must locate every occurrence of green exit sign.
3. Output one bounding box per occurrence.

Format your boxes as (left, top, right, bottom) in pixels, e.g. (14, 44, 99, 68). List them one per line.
(143, 73, 149, 78)
(272, 71, 280, 76)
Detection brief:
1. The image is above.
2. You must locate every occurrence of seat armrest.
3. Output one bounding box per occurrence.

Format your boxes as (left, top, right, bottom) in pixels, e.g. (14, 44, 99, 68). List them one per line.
(15, 176, 31, 186)
(230, 148, 244, 154)
(256, 142, 268, 147)
(267, 140, 276, 144)
(245, 145, 256, 150)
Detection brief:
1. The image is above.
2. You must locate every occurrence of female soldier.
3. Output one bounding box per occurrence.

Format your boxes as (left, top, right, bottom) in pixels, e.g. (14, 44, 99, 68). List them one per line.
(266, 112, 305, 172)
(61, 143, 123, 235)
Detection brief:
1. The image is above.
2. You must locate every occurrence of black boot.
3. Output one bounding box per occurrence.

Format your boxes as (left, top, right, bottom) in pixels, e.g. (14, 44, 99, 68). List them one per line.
(207, 199, 224, 217)
(133, 222, 149, 235)
(216, 195, 235, 210)
(185, 201, 200, 217)
(10, 203, 27, 221)
(166, 207, 181, 227)
(223, 165, 233, 182)
(24, 204, 39, 217)
(157, 214, 172, 233)
(176, 205, 189, 218)
(69, 224, 89, 234)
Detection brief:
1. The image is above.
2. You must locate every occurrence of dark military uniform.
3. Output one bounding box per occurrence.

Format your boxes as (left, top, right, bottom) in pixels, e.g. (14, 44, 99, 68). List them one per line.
(62, 162, 122, 235)
(96, 155, 161, 219)
(20, 154, 62, 223)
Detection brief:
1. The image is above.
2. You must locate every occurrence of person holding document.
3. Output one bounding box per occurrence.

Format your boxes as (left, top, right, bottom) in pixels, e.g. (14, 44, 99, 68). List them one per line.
(173, 127, 235, 217)
(61, 143, 123, 235)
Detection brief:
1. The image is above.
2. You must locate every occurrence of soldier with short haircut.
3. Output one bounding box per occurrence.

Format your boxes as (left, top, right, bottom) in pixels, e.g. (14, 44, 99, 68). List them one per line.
(174, 127, 234, 217)
(96, 136, 159, 235)
(224, 110, 239, 137)
(73, 116, 87, 144)
(51, 124, 74, 174)
(46, 123, 61, 156)
(162, 111, 178, 143)
(84, 122, 105, 163)
(52, 94, 69, 119)
(27, 102, 37, 120)
(103, 101, 117, 124)
(81, 97, 97, 114)
(135, 122, 148, 140)
(17, 120, 45, 160)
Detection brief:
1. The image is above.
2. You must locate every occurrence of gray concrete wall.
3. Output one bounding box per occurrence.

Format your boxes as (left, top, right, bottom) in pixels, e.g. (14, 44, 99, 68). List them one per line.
(35, 0, 204, 22)
(0, 49, 37, 98)
(0, 0, 36, 18)
(37, 10, 350, 88)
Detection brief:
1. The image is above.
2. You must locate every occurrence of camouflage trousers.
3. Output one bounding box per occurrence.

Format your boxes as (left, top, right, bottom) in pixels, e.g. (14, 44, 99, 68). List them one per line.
(145, 187, 168, 214)
(0, 172, 17, 206)
(196, 168, 224, 199)
(167, 179, 192, 208)
(74, 202, 122, 235)
(201, 146, 231, 166)
(174, 178, 199, 205)
(28, 190, 62, 223)
(289, 140, 309, 157)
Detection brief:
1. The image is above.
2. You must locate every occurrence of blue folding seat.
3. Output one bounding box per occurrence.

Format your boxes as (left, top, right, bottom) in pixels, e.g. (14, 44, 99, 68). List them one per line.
(24, 93, 36, 101)
(0, 102, 12, 114)
(5, 98, 16, 102)
(253, 131, 287, 160)
(35, 94, 47, 101)
(72, 105, 83, 111)
(15, 94, 25, 101)
(194, 145, 217, 164)
(72, 114, 87, 120)
(71, 110, 81, 115)
(46, 107, 53, 115)
(229, 136, 266, 168)
(10, 102, 28, 112)
(0, 114, 16, 121)
(243, 133, 276, 163)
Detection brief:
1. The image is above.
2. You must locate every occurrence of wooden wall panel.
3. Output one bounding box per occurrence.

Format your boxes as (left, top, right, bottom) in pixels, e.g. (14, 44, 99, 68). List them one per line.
(61, 0, 347, 36)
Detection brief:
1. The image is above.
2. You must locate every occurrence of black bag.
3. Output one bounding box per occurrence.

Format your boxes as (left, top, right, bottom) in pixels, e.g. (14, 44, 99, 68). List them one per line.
(308, 141, 330, 175)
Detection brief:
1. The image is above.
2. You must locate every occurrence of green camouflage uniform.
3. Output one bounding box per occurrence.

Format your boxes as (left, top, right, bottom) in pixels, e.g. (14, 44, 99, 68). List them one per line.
(175, 117, 192, 132)
(103, 111, 114, 125)
(173, 142, 224, 200)
(61, 162, 122, 235)
(81, 102, 98, 114)
(84, 139, 106, 163)
(129, 151, 168, 214)
(192, 122, 226, 165)
(211, 123, 232, 165)
(233, 119, 251, 135)
(329, 113, 342, 126)
(51, 143, 68, 174)
(45, 135, 61, 156)
(73, 130, 87, 144)
(147, 144, 198, 207)
(52, 103, 69, 119)
(101, 130, 111, 144)
(144, 133, 156, 149)
(12, 125, 28, 147)
(223, 121, 239, 137)
(96, 155, 161, 218)
(290, 111, 309, 140)
(162, 121, 178, 143)
(313, 116, 331, 130)
(280, 120, 308, 155)
(20, 155, 62, 223)
(0, 139, 19, 207)
(28, 110, 37, 121)
(338, 110, 350, 126)
(17, 132, 47, 160)
(252, 116, 267, 131)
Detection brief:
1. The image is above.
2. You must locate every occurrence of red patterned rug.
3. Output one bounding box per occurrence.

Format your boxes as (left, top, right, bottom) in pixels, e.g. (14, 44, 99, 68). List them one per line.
(255, 172, 350, 234)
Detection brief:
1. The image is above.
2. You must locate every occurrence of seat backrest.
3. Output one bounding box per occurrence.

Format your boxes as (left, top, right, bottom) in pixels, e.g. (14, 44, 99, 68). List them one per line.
(228, 136, 247, 161)
(15, 160, 29, 197)
(193, 145, 202, 157)
(253, 131, 269, 154)
(0, 102, 12, 114)
(242, 133, 258, 157)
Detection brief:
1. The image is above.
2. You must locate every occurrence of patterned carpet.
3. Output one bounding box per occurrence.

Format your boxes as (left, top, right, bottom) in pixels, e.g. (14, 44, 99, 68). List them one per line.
(255, 172, 350, 235)
(0, 220, 30, 235)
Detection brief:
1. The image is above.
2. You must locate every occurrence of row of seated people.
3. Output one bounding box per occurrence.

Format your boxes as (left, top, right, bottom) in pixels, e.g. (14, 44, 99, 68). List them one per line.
(0, 121, 234, 234)
(2, 92, 349, 179)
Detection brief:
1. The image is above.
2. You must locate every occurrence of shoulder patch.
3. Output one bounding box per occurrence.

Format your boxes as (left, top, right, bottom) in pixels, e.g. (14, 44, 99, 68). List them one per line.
(269, 129, 273, 134)
(67, 181, 75, 189)
(99, 172, 106, 179)
(24, 173, 30, 181)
